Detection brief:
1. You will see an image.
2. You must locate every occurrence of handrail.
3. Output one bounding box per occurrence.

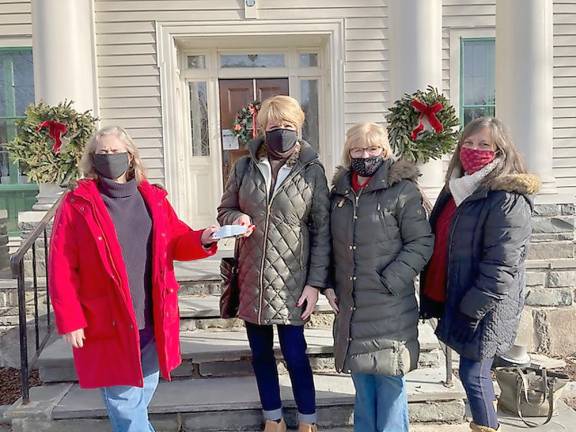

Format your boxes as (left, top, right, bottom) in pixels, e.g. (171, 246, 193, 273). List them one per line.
(10, 195, 64, 404)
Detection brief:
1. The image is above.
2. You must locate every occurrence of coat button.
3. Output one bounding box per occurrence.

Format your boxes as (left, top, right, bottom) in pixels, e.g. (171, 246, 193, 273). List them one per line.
(349, 245, 353, 250)
(349, 276, 353, 281)
(112, 320, 116, 327)
(97, 236, 103, 241)
(169, 288, 174, 293)
(348, 337, 352, 342)
(353, 246, 357, 250)
(129, 324, 134, 329)
(353, 276, 357, 281)
(161, 232, 166, 238)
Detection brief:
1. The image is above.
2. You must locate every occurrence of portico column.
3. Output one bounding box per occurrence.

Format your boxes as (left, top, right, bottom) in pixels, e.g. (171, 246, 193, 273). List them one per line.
(388, 0, 444, 198)
(496, 0, 556, 194)
(31, 0, 97, 113)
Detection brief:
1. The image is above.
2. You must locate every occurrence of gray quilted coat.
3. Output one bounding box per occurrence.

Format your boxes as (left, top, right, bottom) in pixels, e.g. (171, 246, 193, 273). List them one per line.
(217, 138, 331, 326)
(330, 159, 433, 375)
(420, 174, 539, 361)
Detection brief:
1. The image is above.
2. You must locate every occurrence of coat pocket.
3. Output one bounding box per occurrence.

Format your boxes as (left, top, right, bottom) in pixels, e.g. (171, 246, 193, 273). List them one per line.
(82, 296, 116, 340)
(377, 205, 400, 240)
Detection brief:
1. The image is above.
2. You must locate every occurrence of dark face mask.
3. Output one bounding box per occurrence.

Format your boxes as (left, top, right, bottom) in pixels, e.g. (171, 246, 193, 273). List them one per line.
(350, 156, 384, 177)
(93, 153, 130, 180)
(265, 128, 298, 155)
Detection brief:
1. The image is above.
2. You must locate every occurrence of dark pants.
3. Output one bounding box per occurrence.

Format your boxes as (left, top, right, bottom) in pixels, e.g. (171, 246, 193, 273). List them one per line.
(459, 356, 499, 429)
(245, 322, 316, 424)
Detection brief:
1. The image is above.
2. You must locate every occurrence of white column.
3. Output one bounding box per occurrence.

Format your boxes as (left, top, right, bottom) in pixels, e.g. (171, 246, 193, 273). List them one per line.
(388, 0, 444, 198)
(31, 0, 97, 113)
(496, 0, 556, 195)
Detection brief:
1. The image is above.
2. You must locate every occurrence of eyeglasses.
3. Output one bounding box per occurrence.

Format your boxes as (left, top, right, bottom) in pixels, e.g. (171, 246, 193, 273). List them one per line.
(349, 146, 383, 158)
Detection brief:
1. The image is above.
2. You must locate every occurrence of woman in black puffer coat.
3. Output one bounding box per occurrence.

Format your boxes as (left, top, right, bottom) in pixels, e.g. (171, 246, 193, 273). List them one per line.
(420, 117, 540, 432)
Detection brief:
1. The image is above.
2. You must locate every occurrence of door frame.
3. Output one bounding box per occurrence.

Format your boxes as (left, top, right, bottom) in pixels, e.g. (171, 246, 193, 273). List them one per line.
(156, 19, 345, 222)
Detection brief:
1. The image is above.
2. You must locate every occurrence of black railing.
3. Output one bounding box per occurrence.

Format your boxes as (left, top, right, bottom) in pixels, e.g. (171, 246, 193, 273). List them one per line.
(10, 197, 62, 404)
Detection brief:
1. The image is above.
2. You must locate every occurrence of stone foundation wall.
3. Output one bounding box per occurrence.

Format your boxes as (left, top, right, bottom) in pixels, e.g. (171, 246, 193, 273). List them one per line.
(516, 202, 576, 356)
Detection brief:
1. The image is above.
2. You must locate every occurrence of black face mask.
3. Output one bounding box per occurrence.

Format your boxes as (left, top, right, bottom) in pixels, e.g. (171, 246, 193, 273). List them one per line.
(350, 156, 384, 177)
(93, 153, 130, 180)
(265, 128, 298, 154)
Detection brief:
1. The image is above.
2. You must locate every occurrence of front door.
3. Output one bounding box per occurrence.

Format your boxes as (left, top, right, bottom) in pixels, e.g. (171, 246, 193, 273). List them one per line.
(218, 78, 289, 184)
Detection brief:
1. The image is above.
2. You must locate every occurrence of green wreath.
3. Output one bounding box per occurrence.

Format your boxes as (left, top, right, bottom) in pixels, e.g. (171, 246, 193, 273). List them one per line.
(233, 101, 261, 144)
(386, 86, 460, 164)
(7, 100, 97, 185)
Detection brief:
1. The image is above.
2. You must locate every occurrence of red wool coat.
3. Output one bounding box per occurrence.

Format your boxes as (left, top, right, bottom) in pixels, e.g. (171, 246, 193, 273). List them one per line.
(48, 179, 216, 388)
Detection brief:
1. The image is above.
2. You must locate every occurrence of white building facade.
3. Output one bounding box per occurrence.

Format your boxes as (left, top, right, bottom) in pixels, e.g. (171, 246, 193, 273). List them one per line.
(1, 0, 575, 230)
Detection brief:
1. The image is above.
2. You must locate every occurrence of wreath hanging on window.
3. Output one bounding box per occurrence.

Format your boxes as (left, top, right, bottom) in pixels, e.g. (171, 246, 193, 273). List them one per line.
(232, 101, 261, 144)
(6, 100, 97, 185)
(386, 86, 460, 164)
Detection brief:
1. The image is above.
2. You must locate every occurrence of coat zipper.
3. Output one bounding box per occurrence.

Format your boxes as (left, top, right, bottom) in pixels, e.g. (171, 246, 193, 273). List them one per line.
(256, 161, 312, 325)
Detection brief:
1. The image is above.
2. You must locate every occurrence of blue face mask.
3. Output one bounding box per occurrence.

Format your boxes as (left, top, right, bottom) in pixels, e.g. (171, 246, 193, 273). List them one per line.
(93, 153, 130, 180)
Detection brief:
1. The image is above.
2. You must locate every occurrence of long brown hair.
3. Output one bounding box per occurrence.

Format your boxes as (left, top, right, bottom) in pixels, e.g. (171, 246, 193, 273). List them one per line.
(445, 117, 527, 187)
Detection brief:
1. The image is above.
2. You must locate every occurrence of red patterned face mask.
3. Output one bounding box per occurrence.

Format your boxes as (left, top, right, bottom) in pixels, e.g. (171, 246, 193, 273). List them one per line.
(460, 147, 496, 174)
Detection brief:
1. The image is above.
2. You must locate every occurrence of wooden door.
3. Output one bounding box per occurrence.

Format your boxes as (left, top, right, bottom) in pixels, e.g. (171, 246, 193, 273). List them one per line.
(218, 78, 289, 184)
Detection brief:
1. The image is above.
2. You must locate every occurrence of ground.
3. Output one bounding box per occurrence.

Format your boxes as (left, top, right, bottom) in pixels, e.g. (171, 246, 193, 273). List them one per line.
(0, 368, 40, 405)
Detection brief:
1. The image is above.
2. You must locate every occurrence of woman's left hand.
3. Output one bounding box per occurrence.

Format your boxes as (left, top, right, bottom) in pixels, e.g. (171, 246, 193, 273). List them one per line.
(201, 225, 220, 247)
(298, 285, 319, 320)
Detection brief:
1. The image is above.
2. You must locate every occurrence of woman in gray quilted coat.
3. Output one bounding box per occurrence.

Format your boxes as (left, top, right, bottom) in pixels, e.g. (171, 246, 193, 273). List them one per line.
(325, 122, 433, 432)
(217, 96, 331, 432)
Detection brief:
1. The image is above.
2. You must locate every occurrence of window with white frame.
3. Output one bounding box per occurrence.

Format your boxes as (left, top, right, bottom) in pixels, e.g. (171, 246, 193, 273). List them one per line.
(460, 38, 495, 125)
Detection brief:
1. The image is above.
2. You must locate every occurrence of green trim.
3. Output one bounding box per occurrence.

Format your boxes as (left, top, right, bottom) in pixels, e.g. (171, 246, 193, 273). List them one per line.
(0, 184, 38, 192)
(459, 37, 496, 125)
(0, 47, 31, 53)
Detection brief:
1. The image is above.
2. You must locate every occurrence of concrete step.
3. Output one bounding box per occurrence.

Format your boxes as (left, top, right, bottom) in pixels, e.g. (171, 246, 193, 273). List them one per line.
(39, 324, 444, 383)
(6, 368, 466, 431)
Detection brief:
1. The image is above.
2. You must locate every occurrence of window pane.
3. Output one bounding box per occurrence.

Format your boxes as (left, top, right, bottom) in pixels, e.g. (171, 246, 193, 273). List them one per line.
(0, 50, 34, 118)
(463, 106, 495, 125)
(187, 55, 206, 69)
(462, 39, 495, 108)
(189, 81, 210, 157)
(220, 54, 285, 68)
(299, 53, 318, 67)
(0, 118, 17, 182)
(301, 80, 319, 151)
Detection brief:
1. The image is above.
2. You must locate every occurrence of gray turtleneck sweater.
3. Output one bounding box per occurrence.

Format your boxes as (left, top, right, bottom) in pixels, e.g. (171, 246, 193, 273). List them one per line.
(98, 177, 153, 333)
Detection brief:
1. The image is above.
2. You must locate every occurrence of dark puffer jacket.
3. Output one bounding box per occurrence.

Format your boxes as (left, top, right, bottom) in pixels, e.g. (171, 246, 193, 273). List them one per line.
(420, 174, 540, 361)
(330, 159, 433, 375)
(217, 138, 331, 326)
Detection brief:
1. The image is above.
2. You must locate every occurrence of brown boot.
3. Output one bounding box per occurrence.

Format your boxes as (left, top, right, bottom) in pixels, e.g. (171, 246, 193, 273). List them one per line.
(298, 422, 318, 432)
(470, 422, 499, 432)
(263, 418, 287, 432)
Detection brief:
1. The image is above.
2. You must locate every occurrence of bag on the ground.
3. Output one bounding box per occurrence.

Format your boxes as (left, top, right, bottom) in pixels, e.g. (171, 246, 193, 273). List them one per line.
(495, 366, 569, 427)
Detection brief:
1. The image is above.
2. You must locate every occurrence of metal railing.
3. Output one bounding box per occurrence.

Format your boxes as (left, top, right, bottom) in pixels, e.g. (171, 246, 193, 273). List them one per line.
(10, 197, 63, 404)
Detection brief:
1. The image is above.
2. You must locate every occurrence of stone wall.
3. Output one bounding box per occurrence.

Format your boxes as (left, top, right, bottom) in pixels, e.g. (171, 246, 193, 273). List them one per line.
(0, 210, 10, 271)
(516, 202, 576, 357)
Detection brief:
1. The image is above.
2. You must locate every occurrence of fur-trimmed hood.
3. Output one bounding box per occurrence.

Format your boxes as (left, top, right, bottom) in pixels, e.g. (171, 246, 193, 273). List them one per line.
(332, 158, 420, 194)
(486, 173, 541, 195)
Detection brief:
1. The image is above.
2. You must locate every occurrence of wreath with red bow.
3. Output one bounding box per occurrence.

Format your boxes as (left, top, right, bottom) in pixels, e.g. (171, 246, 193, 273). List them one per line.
(386, 86, 460, 164)
(232, 101, 261, 145)
(7, 100, 97, 185)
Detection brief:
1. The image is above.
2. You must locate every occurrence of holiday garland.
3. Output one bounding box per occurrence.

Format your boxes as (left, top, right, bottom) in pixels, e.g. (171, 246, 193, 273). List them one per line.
(386, 86, 460, 164)
(7, 100, 97, 185)
(233, 101, 261, 144)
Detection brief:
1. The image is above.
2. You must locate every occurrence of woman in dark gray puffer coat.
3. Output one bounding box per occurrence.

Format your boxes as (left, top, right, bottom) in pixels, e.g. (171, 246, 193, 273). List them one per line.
(325, 122, 433, 432)
(420, 117, 540, 432)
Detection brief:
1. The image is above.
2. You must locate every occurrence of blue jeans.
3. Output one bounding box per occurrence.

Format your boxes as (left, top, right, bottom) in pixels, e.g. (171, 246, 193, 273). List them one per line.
(100, 338, 160, 432)
(459, 356, 498, 429)
(245, 322, 316, 424)
(351, 373, 409, 432)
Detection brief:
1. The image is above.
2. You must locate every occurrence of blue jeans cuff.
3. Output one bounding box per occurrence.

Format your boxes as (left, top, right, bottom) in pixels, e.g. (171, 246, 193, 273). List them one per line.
(263, 408, 283, 421)
(298, 412, 317, 424)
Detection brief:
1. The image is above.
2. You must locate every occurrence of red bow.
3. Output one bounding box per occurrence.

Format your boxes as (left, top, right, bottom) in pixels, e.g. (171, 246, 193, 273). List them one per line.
(410, 99, 444, 141)
(36, 120, 68, 154)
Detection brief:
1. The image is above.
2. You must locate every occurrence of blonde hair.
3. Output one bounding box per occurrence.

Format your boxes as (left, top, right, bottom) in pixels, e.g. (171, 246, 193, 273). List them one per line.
(256, 95, 305, 136)
(445, 117, 527, 186)
(79, 126, 147, 183)
(342, 122, 393, 167)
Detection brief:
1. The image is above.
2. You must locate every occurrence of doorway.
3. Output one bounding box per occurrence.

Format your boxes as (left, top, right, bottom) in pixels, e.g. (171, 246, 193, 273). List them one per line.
(218, 78, 289, 184)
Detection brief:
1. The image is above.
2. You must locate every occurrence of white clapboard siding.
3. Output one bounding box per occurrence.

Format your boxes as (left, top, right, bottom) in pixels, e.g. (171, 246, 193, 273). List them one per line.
(553, 1, 576, 194)
(0, 0, 30, 39)
(94, 0, 389, 184)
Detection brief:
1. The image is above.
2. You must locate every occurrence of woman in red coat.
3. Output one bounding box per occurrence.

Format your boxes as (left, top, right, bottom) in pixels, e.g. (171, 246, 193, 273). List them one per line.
(48, 126, 219, 432)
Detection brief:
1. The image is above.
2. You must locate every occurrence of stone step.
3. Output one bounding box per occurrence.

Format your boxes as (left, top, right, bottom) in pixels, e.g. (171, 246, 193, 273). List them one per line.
(39, 324, 444, 383)
(6, 368, 466, 431)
